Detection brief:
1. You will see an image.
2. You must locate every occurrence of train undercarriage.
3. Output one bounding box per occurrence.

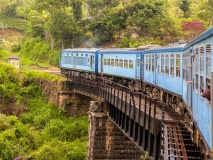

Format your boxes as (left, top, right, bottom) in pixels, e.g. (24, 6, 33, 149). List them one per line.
(62, 68, 185, 115)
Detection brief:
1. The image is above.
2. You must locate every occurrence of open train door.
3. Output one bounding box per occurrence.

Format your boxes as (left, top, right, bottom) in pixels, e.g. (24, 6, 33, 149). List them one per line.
(90, 55, 94, 70)
(135, 55, 140, 78)
(100, 54, 103, 72)
(186, 55, 193, 109)
(153, 54, 158, 84)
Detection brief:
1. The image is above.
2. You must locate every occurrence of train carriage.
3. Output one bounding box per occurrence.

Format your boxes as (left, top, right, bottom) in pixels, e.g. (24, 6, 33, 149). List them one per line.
(98, 49, 143, 90)
(60, 48, 100, 79)
(143, 45, 185, 97)
(183, 28, 213, 151)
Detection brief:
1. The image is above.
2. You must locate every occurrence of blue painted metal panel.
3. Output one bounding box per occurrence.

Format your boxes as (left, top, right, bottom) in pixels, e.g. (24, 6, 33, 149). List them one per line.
(98, 49, 142, 80)
(182, 82, 188, 105)
(156, 74, 182, 95)
(192, 93, 212, 149)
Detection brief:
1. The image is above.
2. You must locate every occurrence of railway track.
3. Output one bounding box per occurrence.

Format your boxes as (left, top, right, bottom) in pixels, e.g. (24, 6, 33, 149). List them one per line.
(161, 122, 204, 160)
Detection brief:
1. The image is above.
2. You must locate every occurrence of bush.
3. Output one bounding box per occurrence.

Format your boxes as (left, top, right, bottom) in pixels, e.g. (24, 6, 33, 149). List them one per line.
(0, 114, 40, 160)
(0, 62, 22, 102)
(0, 50, 9, 61)
(11, 44, 21, 52)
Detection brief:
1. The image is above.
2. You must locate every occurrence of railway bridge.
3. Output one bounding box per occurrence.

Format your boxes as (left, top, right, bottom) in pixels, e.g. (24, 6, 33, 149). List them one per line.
(61, 76, 207, 160)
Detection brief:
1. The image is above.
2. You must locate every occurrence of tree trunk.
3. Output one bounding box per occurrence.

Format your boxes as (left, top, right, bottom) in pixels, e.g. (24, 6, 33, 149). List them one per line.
(50, 35, 54, 50)
(71, 36, 75, 48)
(61, 37, 64, 49)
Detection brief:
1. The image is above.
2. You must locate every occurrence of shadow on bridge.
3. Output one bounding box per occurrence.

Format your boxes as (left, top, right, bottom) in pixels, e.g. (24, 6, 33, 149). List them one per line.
(64, 77, 204, 160)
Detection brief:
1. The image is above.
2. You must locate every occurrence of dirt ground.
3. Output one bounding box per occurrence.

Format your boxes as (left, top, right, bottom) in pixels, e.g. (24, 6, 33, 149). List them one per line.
(0, 29, 25, 50)
(0, 29, 25, 42)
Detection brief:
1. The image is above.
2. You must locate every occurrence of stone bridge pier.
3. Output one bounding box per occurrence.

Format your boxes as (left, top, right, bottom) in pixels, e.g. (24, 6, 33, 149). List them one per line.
(87, 101, 145, 160)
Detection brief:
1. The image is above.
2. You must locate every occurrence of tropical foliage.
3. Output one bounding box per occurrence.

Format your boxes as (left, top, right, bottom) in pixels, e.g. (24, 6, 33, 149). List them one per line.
(0, 0, 212, 158)
(0, 0, 211, 67)
(0, 0, 212, 50)
(0, 63, 88, 159)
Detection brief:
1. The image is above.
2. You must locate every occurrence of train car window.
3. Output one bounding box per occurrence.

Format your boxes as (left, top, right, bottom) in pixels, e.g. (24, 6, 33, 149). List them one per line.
(75, 57, 87, 66)
(81, 54, 83, 56)
(161, 54, 164, 74)
(76, 53, 78, 56)
(146, 55, 149, 70)
(86, 54, 88, 57)
(152, 54, 154, 72)
(206, 44, 211, 90)
(129, 60, 133, 68)
(149, 55, 152, 71)
(111, 59, 114, 66)
(170, 54, 174, 76)
(176, 54, 180, 77)
(107, 58, 110, 66)
(200, 46, 204, 91)
(64, 55, 73, 64)
(104, 58, 107, 65)
(71, 53, 73, 56)
(119, 59, 123, 67)
(115, 59, 118, 67)
(195, 48, 199, 92)
(124, 60, 128, 68)
(165, 54, 169, 75)
(158, 55, 161, 73)
(67, 53, 69, 56)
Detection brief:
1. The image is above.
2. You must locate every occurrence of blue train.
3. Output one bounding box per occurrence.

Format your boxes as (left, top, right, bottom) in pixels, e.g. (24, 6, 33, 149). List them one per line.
(60, 27, 213, 153)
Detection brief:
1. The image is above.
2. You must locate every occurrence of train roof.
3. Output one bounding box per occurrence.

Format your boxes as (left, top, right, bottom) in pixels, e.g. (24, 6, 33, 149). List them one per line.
(61, 48, 101, 52)
(143, 43, 186, 53)
(184, 27, 213, 50)
(99, 48, 142, 54)
(137, 44, 162, 50)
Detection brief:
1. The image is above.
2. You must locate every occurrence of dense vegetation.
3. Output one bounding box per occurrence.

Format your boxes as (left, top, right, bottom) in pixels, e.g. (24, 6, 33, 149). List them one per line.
(0, 0, 212, 159)
(0, 62, 88, 159)
(0, 0, 212, 50)
(0, 0, 212, 66)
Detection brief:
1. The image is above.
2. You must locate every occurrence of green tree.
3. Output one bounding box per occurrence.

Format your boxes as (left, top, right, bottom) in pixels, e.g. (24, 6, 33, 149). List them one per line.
(27, 10, 45, 38)
(180, 0, 191, 18)
(196, 0, 213, 27)
(73, 0, 83, 21)
(124, 0, 165, 38)
(86, 0, 120, 18)
(45, 9, 77, 49)
(89, 4, 126, 45)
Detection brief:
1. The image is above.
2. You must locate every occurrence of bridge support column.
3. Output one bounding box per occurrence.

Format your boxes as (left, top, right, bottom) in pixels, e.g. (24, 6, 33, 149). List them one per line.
(58, 91, 73, 108)
(87, 101, 143, 160)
